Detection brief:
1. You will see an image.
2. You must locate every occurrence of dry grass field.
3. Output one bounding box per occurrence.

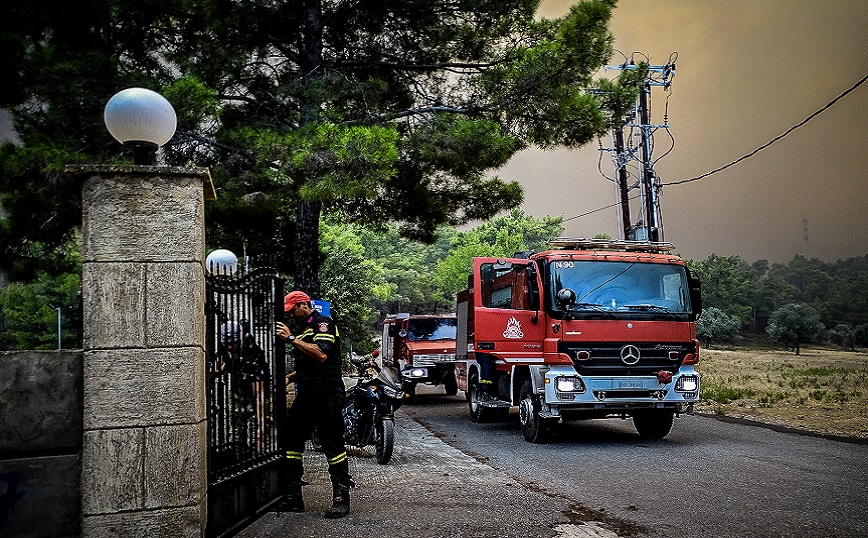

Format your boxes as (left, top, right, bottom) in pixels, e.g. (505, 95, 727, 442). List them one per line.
(694, 346, 868, 440)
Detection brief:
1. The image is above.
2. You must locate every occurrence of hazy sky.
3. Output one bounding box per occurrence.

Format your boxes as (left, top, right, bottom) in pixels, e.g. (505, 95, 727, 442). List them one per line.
(504, 0, 868, 263)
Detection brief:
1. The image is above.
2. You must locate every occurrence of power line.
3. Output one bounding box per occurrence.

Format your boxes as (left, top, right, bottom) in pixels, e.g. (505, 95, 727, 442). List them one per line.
(664, 72, 868, 186)
(555, 72, 868, 229)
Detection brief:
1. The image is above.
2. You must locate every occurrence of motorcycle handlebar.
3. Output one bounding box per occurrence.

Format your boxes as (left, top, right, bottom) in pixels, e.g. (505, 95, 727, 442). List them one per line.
(349, 352, 381, 373)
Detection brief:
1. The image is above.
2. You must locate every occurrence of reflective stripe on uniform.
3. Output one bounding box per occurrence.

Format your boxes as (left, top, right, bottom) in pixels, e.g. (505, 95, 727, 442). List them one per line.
(286, 450, 303, 460)
(327, 452, 347, 465)
(314, 333, 336, 343)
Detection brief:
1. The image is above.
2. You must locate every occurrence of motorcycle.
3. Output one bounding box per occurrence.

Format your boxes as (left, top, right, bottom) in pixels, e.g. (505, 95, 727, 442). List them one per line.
(313, 351, 405, 464)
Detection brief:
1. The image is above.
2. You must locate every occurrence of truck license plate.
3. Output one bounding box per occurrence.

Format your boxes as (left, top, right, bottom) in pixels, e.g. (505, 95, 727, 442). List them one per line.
(618, 380, 643, 389)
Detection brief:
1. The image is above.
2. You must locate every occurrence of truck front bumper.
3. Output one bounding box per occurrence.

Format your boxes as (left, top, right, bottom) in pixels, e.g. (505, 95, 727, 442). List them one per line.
(540, 365, 700, 416)
(401, 363, 455, 385)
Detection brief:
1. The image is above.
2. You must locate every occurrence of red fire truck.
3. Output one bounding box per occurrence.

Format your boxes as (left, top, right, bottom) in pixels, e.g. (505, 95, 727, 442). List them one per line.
(380, 313, 459, 401)
(455, 238, 702, 442)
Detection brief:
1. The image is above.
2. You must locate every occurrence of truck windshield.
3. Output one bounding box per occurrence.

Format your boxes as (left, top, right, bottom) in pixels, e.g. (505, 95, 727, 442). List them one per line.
(548, 260, 692, 316)
(406, 318, 457, 341)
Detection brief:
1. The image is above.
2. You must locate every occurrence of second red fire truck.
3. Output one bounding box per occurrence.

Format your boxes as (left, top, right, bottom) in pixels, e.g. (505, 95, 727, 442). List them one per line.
(380, 313, 459, 401)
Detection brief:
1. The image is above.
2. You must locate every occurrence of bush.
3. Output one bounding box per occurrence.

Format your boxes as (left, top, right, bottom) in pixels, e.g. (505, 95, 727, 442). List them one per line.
(696, 307, 741, 348)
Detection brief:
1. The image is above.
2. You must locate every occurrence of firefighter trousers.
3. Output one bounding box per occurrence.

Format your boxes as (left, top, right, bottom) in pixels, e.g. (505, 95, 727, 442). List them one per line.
(284, 378, 353, 489)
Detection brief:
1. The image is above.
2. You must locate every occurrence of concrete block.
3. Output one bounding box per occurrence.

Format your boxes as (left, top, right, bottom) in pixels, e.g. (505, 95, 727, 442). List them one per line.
(144, 421, 207, 509)
(81, 504, 205, 538)
(83, 347, 206, 429)
(0, 454, 81, 538)
(81, 428, 145, 514)
(146, 262, 205, 348)
(82, 263, 147, 349)
(81, 170, 206, 263)
(0, 350, 83, 454)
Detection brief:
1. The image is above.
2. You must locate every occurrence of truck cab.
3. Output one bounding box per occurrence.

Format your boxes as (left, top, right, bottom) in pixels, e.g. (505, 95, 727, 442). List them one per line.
(455, 238, 702, 442)
(381, 313, 459, 401)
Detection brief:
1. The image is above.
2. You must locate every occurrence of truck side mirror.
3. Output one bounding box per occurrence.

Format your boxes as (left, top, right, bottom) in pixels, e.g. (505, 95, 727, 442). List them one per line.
(526, 265, 540, 320)
(492, 259, 513, 271)
(688, 275, 702, 320)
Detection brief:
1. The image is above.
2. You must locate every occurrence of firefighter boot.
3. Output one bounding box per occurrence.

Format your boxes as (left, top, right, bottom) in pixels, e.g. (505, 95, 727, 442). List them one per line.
(323, 484, 351, 519)
(477, 381, 495, 402)
(274, 481, 305, 513)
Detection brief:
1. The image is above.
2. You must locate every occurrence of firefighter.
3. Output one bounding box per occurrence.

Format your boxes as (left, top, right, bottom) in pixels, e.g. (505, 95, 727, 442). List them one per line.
(275, 291, 354, 518)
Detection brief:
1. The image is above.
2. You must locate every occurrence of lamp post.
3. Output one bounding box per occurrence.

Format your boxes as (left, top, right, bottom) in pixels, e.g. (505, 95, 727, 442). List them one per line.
(71, 86, 214, 536)
(103, 87, 177, 165)
(206, 248, 239, 276)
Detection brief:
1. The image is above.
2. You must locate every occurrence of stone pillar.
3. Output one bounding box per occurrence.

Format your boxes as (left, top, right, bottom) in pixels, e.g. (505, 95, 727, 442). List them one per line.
(68, 165, 216, 537)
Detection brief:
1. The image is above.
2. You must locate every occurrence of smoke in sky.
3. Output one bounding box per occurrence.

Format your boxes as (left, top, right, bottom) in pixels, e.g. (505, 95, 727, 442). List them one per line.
(503, 0, 868, 263)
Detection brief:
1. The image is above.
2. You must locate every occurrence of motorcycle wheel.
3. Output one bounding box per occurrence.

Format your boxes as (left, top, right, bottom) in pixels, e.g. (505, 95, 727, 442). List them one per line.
(374, 417, 395, 464)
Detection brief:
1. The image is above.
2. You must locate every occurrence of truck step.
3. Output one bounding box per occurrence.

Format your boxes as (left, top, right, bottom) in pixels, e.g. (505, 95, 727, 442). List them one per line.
(478, 399, 511, 408)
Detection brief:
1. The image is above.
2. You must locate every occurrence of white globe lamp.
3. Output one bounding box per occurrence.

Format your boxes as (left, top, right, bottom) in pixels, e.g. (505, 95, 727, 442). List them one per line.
(104, 87, 177, 165)
(206, 249, 238, 275)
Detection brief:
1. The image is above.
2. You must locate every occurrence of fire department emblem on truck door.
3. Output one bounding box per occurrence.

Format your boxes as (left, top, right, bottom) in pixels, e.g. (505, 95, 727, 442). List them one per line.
(503, 317, 524, 339)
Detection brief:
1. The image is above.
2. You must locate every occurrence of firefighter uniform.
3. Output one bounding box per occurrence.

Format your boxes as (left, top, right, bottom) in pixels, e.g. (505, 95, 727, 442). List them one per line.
(279, 295, 354, 517)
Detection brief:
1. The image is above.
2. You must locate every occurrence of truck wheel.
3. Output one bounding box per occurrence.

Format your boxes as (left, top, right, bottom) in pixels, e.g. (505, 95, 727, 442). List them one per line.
(468, 374, 491, 423)
(374, 417, 395, 464)
(632, 411, 675, 439)
(444, 371, 459, 396)
(519, 380, 549, 443)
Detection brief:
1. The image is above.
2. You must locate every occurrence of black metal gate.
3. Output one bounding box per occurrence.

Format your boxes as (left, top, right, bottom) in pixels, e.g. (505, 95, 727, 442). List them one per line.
(205, 265, 285, 537)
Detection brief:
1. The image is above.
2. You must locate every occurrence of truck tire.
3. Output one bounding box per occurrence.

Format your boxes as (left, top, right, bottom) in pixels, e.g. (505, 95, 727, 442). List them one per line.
(519, 380, 550, 443)
(444, 371, 459, 396)
(375, 417, 395, 464)
(468, 374, 494, 422)
(632, 411, 675, 439)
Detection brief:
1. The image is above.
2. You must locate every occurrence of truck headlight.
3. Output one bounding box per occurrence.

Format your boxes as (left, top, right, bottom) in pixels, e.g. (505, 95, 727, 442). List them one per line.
(675, 375, 698, 392)
(406, 367, 427, 378)
(555, 376, 585, 393)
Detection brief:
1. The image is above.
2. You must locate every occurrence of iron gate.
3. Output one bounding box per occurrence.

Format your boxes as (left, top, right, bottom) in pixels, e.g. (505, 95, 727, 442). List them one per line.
(205, 265, 286, 537)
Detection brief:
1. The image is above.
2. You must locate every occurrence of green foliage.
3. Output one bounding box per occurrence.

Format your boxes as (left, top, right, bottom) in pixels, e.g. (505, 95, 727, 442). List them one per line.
(0, 0, 627, 294)
(700, 379, 756, 404)
(689, 254, 757, 325)
(434, 209, 564, 295)
(317, 217, 383, 356)
(356, 224, 457, 315)
(766, 303, 825, 354)
(0, 270, 82, 350)
(696, 307, 741, 347)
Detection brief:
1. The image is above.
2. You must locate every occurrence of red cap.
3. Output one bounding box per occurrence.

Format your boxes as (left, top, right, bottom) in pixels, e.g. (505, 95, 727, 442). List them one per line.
(284, 291, 312, 312)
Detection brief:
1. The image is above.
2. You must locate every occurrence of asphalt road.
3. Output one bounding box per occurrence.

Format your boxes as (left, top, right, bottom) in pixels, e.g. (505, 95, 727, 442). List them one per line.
(240, 384, 867, 538)
(404, 387, 868, 538)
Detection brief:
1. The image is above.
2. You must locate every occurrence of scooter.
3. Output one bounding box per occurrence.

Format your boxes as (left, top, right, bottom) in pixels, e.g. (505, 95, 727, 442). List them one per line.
(313, 351, 405, 464)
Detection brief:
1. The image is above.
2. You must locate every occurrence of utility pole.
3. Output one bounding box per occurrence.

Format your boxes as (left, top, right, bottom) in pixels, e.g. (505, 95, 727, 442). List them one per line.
(603, 55, 676, 242)
(638, 82, 661, 242)
(613, 125, 632, 239)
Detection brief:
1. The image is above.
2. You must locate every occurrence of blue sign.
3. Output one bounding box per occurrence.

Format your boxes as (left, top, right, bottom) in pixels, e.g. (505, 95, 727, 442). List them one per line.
(311, 299, 331, 317)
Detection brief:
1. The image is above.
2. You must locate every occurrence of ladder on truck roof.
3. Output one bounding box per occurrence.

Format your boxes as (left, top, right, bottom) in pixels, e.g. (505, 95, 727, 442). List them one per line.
(547, 237, 675, 254)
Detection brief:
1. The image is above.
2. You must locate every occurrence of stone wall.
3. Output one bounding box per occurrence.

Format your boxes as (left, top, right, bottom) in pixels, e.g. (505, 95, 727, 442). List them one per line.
(0, 350, 83, 537)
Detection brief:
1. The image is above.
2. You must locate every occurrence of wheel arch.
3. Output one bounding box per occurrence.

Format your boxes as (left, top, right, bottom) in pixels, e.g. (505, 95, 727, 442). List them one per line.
(510, 365, 531, 405)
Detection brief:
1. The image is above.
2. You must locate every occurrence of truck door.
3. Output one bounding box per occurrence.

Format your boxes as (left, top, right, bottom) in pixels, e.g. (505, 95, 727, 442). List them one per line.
(472, 258, 545, 365)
